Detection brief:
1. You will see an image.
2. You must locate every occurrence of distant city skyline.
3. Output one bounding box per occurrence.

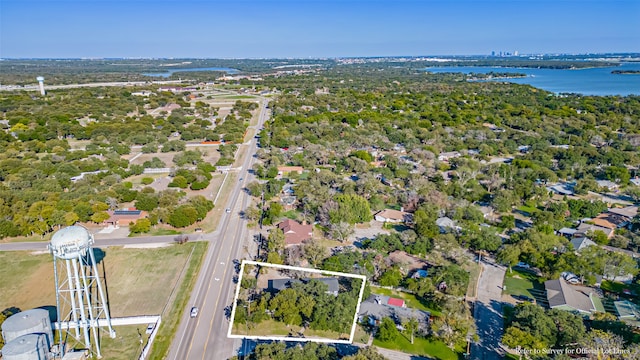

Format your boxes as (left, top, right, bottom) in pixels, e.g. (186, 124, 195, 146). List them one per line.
(1, 0, 638, 59)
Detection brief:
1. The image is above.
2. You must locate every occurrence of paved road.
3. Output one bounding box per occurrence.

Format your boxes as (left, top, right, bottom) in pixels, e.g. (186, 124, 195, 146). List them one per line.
(0, 234, 185, 252)
(167, 99, 269, 360)
(471, 260, 506, 360)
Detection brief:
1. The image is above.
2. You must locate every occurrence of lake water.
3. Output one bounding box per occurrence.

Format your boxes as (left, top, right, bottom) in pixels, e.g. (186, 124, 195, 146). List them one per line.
(142, 67, 239, 78)
(424, 62, 640, 96)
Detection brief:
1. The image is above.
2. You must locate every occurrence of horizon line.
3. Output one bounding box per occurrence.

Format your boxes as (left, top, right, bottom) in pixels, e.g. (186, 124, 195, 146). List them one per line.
(2, 52, 640, 61)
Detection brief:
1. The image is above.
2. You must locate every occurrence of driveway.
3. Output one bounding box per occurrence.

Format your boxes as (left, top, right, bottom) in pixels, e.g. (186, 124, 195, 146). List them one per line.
(471, 259, 506, 360)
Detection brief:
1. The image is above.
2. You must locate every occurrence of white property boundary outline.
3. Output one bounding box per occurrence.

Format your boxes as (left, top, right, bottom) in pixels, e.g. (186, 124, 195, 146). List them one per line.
(227, 260, 367, 344)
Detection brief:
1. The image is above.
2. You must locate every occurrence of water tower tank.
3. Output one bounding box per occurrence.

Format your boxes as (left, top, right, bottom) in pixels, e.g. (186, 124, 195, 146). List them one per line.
(1, 309, 53, 347)
(1, 333, 50, 360)
(49, 226, 93, 260)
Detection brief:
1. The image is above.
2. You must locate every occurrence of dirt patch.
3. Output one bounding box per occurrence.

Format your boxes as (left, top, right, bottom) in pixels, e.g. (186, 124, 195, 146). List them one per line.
(128, 152, 175, 167)
(388, 250, 431, 272)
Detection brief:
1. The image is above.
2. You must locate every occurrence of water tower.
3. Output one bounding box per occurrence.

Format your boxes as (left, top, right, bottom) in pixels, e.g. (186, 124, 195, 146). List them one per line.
(36, 76, 45, 96)
(49, 226, 115, 358)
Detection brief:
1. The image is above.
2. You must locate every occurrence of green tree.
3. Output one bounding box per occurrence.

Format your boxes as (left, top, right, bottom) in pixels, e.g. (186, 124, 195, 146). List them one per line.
(130, 218, 151, 233)
(377, 317, 399, 342)
(269, 288, 315, 326)
(403, 317, 419, 344)
(502, 327, 547, 351)
(328, 194, 372, 224)
(497, 244, 521, 273)
(267, 228, 285, 253)
(378, 266, 403, 287)
(169, 175, 189, 188)
(168, 205, 198, 227)
(135, 192, 159, 212)
(90, 211, 110, 224)
(343, 347, 387, 360)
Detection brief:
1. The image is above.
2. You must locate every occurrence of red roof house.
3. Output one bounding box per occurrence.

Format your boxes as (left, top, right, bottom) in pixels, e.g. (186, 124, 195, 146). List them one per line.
(104, 209, 148, 228)
(277, 219, 313, 246)
(387, 297, 406, 307)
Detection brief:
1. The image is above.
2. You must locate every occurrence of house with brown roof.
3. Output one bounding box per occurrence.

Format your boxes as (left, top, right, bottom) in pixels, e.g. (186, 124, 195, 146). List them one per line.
(277, 219, 313, 246)
(593, 212, 630, 230)
(374, 209, 413, 224)
(575, 222, 614, 239)
(277, 166, 304, 175)
(104, 209, 148, 228)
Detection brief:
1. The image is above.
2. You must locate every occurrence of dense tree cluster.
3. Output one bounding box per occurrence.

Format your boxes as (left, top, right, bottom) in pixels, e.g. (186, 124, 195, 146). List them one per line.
(235, 277, 362, 337)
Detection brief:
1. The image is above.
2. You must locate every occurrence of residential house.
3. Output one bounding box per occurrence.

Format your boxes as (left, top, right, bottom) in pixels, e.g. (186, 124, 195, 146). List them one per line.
(438, 151, 462, 162)
(569, 237, 597, 252)
(277, 166, 304, 177)
(478, 206, 495, 221)
(374, 209, 413, 224)
(575, 222, 614, 239)
(614, 301, 640, 327)
(608, 206, 638, 221)
(267, 277, 339, 296)
(104, 209, 149, 228)
(558, 227, 578, 238)
(436, 217, 458, 233)
(281, 196, 297, 211)
(277, 219, 313, 246)
(547, 183, 575, 196)
(593, 212, 631, 231)
(596, 180, 619, 192)
(545, 278, 604, 315)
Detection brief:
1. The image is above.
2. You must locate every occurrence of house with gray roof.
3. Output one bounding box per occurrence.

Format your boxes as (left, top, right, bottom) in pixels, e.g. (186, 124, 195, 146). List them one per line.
(436, 217, 458, 233)
(545, 278, 604, 315)
(268, 277, 339, 296)
(569, 237, 597, 252)
(608, 206, 638, 220)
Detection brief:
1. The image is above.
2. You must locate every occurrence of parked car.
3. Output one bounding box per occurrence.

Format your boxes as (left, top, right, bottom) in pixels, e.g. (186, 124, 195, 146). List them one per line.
(516, 262, 531, 269)
(146, 324, 155, 334)
(190, 307, 199, 318)
(513, 294, 536, 304)
(561, 271, 580, 284)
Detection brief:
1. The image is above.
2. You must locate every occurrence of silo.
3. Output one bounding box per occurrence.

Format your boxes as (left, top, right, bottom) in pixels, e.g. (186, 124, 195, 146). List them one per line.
(1, 333, 50, 360)
(1, 309, 53, 348)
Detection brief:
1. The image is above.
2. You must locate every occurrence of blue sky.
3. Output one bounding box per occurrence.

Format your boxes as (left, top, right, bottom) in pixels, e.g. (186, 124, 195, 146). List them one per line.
(1, 0, 638, 58)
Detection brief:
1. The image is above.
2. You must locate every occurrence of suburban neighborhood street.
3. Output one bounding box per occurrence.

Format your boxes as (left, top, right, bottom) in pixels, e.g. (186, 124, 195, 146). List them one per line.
(471, 260, 506, 360)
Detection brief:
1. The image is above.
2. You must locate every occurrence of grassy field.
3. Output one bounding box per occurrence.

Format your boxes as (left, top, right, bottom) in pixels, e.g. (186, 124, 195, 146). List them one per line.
(373, 335, 462, 360)
(465, 262, 481, 299)
(0, 242, 207, 359)
(502, 268, 544, 301)
(99, 325, 149, 360)
(232, 318, 292, 336)
(232, 318, 348, 341)
(371, 287, 442, 316)
(353, 324, 370, 344)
